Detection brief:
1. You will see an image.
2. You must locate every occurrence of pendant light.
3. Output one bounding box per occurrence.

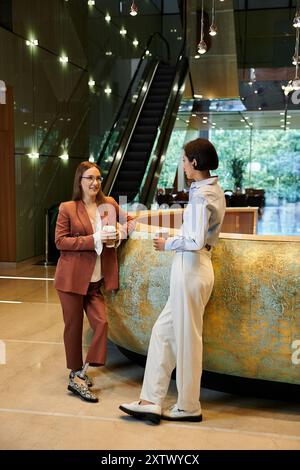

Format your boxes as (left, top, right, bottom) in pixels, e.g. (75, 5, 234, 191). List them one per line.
(197, 0, 207, 54)
(293, 9, 300, 28)
(130, 2, 138, 16)
(283, 24, 300, 95)
(209, 0, 218, 36)
(291, 27, 300, 89)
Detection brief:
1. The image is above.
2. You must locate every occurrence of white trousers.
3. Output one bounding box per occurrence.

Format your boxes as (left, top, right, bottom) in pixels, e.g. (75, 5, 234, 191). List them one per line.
(140, 250, 214, 411)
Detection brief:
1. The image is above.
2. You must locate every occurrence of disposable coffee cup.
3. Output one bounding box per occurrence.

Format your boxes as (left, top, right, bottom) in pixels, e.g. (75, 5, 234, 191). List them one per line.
(154, 227, 169, 240)
(103, 225, 116, 248)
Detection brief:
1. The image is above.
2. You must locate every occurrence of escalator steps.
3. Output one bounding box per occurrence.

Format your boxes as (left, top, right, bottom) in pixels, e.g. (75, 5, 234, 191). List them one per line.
(111, 62, 176, 202)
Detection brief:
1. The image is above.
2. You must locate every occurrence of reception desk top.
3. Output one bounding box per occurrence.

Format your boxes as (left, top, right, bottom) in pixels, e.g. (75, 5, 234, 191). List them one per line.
(129, 208, 299, 241)
(220, 233, 299, 242)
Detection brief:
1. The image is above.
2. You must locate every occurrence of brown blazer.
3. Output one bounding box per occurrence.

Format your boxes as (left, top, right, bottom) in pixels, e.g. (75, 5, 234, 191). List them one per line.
(54, 197, 135, 295)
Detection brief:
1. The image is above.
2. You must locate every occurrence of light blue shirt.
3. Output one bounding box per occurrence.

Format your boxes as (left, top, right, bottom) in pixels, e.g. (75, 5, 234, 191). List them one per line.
(165, 176, 226, 252)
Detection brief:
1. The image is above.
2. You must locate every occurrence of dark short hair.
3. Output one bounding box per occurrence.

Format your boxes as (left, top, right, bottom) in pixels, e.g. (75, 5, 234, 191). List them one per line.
(183, 138, 218, 171)
(72, 161, 105, 204)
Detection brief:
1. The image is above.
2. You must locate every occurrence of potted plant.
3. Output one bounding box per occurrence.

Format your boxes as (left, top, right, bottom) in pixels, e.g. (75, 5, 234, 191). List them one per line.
(229, 156, 246, 193)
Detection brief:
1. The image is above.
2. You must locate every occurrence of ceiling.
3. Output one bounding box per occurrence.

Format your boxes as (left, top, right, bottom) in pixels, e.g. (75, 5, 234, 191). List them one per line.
(175, 108, 300, 130)
(179, 0, 300, 130)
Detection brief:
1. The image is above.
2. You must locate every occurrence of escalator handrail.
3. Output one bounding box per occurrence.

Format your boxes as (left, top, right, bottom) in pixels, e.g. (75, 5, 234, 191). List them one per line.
(97, 32, 171, 166)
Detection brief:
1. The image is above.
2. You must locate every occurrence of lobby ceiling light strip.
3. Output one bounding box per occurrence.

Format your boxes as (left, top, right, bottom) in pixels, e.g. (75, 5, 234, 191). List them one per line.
(26, 38, 38, 47)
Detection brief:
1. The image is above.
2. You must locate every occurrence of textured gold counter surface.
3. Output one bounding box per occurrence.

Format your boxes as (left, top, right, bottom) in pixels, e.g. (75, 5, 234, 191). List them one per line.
(104, 224, 300, 385)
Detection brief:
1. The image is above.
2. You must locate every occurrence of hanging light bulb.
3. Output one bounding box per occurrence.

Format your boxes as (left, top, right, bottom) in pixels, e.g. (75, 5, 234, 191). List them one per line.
(198, 40, 207, 54)
(283, 18, 300, 95)
(130, 2, 138, 16)
(282, 81, 294, 95)
(293, 9, 300, 28)
(291, 77, 300, 89)
(250, 67, 256, 82)
(197, 0, 207, 55)
(209, 24, 217, 36)
(292, 27, 300, 89)
(283, 78, 300, 95)
(209, 0, 218, 36)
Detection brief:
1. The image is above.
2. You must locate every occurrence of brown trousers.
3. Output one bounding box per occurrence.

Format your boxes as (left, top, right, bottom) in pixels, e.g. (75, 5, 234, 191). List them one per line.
(57, 281, 108, 370)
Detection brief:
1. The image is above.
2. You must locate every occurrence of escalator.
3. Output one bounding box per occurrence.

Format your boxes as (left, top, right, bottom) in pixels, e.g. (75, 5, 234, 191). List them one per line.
(111, 63, 176, 202)
(98, 32, 188, 206)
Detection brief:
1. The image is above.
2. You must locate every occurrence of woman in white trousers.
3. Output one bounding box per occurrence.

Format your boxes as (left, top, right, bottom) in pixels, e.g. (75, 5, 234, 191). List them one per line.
(120, 138, 226, 424)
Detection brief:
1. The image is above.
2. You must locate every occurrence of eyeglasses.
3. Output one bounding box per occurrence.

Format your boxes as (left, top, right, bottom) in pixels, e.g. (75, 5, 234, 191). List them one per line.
(81, 176, 103, 183)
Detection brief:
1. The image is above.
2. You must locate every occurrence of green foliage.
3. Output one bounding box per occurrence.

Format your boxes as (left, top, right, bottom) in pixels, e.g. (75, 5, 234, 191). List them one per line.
(157, 128, 300, 204)
(229, 155, 247, 190)
(212, 129, 300, 203)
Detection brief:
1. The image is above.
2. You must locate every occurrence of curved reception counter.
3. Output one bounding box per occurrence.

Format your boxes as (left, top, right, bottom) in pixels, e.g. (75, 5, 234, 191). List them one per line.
(103, 210, 300, 386)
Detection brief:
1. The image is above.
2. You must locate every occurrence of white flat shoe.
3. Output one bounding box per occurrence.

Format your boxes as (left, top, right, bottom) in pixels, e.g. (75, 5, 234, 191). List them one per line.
(119, 401, 161, 425)
(162, 404, 202, 422)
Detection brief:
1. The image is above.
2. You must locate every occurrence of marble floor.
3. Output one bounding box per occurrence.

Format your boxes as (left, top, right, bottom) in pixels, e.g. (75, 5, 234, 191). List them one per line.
(0, 260, 300, 451)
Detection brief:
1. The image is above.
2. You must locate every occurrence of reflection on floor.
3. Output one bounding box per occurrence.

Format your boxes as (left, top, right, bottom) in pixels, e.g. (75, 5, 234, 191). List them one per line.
(0, 260, 299, 450)
(257, 202, 300, 236)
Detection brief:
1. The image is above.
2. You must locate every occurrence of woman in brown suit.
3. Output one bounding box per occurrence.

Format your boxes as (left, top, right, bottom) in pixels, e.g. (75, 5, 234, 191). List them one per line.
(55, 161, 135, 403)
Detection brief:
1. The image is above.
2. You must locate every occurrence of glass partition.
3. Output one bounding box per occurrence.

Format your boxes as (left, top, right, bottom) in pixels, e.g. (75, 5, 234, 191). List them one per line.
(211, 128, 300, 236)
(0, 0, 167, 260)
(150, 76, 300, 237)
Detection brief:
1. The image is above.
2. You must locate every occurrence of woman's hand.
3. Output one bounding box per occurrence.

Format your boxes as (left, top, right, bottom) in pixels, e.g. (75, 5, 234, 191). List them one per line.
(100, 228, 121, 248)
(100, 232, 115, 243)
(153, 237, 166, 251)
(100, 229, 117, 244)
